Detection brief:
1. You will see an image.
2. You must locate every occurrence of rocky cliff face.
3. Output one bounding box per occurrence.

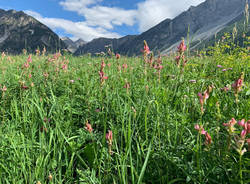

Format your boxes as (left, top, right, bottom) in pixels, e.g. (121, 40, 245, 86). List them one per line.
(75, 39, 86, 48)
(75, 0, 249, 56)
(62, 37, 86, 53)
(0, 9, 66, 54)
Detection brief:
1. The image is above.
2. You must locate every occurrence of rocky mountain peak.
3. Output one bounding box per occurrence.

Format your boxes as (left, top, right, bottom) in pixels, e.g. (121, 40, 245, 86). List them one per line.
(0, 8, 66, 54)
(61, 37, 86, 53)
(75, 38, 86, 47)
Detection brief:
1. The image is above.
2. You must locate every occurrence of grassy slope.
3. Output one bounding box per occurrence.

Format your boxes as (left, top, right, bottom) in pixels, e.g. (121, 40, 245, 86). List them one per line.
(0, 46, 249, 183)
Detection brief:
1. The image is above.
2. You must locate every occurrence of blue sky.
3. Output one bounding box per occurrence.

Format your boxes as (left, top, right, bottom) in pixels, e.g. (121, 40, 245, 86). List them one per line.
(0, 0, 205, 41)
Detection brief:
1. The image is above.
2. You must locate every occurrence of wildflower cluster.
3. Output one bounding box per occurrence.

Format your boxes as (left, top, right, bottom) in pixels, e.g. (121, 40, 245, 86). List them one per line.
(98, 60, 108, 85)
(223, 118, 250, 155)
(175, 40, 188, 71)
(197, 85, 213, 114)
(194, 124, 212, 145)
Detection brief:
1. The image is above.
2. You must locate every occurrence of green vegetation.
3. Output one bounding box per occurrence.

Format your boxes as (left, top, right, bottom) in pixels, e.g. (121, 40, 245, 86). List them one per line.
(0, 36, 249, 184)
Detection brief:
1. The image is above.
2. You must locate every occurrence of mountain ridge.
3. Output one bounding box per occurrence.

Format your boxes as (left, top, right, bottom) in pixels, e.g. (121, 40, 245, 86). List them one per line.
(61, 37, 86, 53)
(0, 9, 66, 54)
(75, 0, 249, 56)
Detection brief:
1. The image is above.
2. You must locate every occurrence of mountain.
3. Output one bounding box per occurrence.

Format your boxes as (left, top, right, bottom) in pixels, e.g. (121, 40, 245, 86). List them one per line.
(74, 35, 137, 55)
(75, 38, 86, 48)
(61, 37, 77, 53)
(61, 37, 86, 53)
(75, 0, 249, 56)
(0, 9, 66, 54)
(193, 11, 250, 50)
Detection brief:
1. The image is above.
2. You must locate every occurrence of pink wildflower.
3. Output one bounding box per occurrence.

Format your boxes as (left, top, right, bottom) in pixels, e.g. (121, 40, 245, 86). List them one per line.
(238, 119, 245, 127)
(143, 40, 150, 55)
(158, 65, 163, 70)
(223, 118, 237, 133)
(1, 52, 6, 58)
(62, 64, 68, 70)
(99, 71, 108, 81)
(124, 82, 130, 93)
(194, 124, 200, 131)
(124, 82, 130, 89)
(122, 63, 128, 70)
(23, 62, 30, 68)
(157, 54, 162, 64)
(99, 61, 108, 84)
(27, 55, 32, 63)
(195, 124, 212, 145)
(106, 130, 113, 155)
(22, 85, 29, 90)
(198, 92, 204, 105)
(101, 60, 106, 68)
(232, 78, 243, 93)
(247, 138, 250, 151)
(183, 59, 188, 67)
(43, 73, 49, 78)
(197, 86, 212, 113)
(43, 117, 51, 123)
(205, 132, 212, 145)
(106, 130, 113, 145)
(116, 53, 120, 59)
(238, 120, 250, 138)
(194, 124, 206, 135)
(1, 85, 7, 92)
(177, 40, 186, 53)
(247, 120, 250, 134)
(85, 121, 93, 133)
(175, 56, 180, 66)
(241, 129, 247, 138)
(221, 86, 229, 92)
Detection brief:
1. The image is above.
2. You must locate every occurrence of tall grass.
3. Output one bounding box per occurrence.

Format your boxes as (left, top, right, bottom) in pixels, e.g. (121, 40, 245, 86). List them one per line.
(0, 36, 249, 184)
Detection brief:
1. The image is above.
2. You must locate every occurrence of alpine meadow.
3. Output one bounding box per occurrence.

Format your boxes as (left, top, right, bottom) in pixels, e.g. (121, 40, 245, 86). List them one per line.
(0, 0, 250, 184)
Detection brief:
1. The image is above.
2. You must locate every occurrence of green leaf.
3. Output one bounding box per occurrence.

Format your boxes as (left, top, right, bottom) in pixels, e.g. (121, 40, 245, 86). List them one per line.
(137, 141, 152, 184)
(246, 89, 250, 96)
(82, 143, 96, 168)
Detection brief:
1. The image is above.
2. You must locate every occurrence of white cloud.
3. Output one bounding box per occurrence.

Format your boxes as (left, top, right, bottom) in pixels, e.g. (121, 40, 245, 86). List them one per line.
(59, 0, 205, 34)
(136, 0, 205, 32)
(82, 6, 137, 29)
(24, 10, 121, 41)
(25, 0, 206, 41)
(25, 10, 42, 19)
(60, 0, 137, 29)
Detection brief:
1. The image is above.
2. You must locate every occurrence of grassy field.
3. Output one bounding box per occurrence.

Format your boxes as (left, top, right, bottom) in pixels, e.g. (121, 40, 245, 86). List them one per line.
(0, 39, 249, 183)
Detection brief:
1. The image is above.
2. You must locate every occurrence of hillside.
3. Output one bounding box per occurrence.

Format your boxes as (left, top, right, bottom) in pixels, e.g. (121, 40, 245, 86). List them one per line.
(0, 9, 66, 54)
(75, 0, 249, 56)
